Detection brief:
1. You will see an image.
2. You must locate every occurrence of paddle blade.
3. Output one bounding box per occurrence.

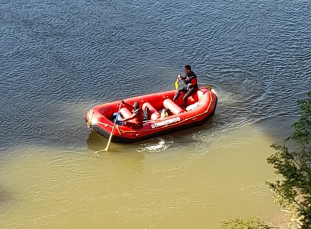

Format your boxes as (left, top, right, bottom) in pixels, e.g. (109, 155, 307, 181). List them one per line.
(175, 81, 178, 90)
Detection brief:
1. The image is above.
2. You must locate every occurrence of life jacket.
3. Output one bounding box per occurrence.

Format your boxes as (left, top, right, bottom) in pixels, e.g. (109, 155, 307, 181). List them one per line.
(126, 108, 143, 129)
(185, 71, 197, 88)
(190, 77, 197, 86)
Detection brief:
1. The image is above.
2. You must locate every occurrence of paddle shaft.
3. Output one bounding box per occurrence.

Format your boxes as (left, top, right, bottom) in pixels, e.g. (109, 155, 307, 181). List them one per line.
(104, 102, 122, 151)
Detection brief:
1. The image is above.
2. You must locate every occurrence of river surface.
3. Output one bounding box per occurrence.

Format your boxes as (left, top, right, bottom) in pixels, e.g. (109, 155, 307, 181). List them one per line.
(1, 0, 311, 228)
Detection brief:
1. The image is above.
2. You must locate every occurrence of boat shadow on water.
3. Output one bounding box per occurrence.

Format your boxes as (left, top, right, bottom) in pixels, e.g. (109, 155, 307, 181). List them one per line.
(86, 116, 216, 153)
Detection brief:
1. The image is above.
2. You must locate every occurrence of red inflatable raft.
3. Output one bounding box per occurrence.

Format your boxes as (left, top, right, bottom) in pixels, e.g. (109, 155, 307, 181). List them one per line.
(85, 85, 218, 143)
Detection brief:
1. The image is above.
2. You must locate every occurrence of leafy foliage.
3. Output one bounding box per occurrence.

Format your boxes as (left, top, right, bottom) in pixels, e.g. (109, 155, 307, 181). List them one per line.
(266, 91, 311, 229)
(220, 216, 269, 229)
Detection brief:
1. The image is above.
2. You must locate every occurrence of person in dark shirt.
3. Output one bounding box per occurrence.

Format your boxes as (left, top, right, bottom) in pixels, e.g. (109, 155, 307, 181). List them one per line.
(119, 100, 144, 129)
(173, 65, 198, 108)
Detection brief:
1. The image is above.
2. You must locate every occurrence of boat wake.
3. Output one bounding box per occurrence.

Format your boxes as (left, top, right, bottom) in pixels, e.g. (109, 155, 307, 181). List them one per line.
(138, 138, 173, 152)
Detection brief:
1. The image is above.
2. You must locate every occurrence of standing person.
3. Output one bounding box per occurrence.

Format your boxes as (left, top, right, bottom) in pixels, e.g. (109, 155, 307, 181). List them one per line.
(173, 65, 198, 108)
(119, 100, 144, 129)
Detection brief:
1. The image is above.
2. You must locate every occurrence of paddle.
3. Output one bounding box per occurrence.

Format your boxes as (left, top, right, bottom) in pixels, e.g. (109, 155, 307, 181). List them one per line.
(175, 74, 181, 90)
(104, 101, 122, 151)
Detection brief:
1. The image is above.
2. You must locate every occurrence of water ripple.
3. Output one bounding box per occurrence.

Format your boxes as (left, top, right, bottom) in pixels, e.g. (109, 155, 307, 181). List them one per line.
(0, 0, 310, 150)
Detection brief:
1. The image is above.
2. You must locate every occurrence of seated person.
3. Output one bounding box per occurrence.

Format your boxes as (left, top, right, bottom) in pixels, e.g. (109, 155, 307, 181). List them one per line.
(173, 65, 198, 108)
(117, 100, 144, 129)
(143, 106, 149, 121)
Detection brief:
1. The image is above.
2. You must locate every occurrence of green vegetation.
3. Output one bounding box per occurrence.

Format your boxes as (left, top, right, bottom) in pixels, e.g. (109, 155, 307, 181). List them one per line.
(266, 91, 311, 228)
(220, 91, 311, 228)
(220, 216, 269, 229)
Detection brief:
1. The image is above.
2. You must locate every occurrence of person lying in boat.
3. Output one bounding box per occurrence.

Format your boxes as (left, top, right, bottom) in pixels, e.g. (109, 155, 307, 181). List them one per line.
(118, 100, 144, 129)
(112, 112, 123, 125)
(160, 108, 169, 119)
(173, 65, 198, 108)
